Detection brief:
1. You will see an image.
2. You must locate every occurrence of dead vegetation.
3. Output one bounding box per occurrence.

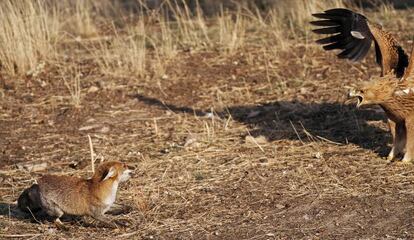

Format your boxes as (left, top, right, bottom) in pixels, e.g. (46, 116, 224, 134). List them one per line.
(2, 0, 414, 239)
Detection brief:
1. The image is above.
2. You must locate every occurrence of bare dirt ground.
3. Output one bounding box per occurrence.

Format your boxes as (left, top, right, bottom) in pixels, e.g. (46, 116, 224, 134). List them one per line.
(2, 7, 414, 240)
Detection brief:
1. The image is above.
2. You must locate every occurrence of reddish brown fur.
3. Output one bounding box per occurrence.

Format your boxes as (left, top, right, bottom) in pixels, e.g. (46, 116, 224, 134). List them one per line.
(18, 161, 132, 228)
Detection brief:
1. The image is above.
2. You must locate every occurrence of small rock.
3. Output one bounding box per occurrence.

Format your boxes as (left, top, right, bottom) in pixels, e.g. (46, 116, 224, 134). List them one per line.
(245, 135, 268, 145)
(300, 87, 307, 94)
(18, 162, 47, 172)
(204, 112, 214, 118)
(99, 126, 110, 133)
(79, 125, 100, 131)
(275, 204, 285, 209)
(184, 133, 199, 147)
(86, 118, 96, 123)
(87, 86, 99, 93)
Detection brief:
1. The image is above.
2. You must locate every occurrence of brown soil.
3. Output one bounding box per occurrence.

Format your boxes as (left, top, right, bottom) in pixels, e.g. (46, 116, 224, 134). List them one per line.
(2, 40, 414, 239)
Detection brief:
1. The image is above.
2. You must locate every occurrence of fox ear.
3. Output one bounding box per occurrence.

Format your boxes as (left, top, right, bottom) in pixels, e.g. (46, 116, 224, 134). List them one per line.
(102, 167, 116, 181)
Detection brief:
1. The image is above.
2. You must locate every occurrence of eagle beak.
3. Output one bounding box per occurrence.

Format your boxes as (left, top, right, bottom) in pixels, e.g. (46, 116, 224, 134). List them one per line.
(348, 89, 363, 108)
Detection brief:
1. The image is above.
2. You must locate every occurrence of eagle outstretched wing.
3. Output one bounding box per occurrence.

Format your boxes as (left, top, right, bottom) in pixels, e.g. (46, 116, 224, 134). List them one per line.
(310, 8, 408, 78)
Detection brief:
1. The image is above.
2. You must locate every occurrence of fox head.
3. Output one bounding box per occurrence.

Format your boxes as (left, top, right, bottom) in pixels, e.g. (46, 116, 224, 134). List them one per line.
(94, 161, 133, 184)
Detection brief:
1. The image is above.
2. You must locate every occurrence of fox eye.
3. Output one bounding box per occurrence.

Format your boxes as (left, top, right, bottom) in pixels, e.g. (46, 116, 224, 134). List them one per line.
(360, 90, 364, 94)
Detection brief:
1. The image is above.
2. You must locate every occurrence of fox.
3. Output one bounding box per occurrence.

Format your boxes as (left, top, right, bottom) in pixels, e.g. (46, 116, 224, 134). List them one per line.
(17, 161, 132, 228)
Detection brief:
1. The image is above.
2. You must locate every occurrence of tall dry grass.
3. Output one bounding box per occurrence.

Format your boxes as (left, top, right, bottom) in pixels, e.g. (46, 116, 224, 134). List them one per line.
(0, 0, 60, 75)
(217, 7, 246, 54)
(0, 0, 355, 78)
(62, 64, 82, 108)
(95, 22, 147, 78)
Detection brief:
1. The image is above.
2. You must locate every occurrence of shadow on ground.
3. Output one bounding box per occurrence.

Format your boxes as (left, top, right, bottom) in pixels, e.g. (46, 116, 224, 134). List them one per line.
(0, 202, 76, 225)
(0, 202, 134, 228)
(0, 202, 27, 221)
(134, 94, 390, 156)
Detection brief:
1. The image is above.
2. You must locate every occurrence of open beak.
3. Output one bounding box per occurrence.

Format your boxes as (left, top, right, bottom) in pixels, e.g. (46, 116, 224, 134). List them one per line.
(348, 89, 363, 108)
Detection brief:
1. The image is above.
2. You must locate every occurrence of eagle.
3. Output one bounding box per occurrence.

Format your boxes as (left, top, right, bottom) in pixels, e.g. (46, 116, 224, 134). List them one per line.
(311, 8, 414, 163)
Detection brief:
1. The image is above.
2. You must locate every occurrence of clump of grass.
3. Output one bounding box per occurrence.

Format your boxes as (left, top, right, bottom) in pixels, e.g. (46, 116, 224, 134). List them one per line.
(0, 0, 59, 75)
(157, 16, 178, 60)
(166, 0, 211, 49)
(269, 0, 346, 40)
(61, 65, 83, 108)
(95, 21, 147, 78)
(0, 0, 349, 77)
(372, 2, 397, 24)
(67, 0, 99, 38)
(217, 7, 246, 54)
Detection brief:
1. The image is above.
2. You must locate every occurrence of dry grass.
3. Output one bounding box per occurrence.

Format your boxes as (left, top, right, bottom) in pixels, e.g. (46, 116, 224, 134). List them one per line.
(95, 22, 147, 78)
(61, 64, 83, 108)
(65, 0, 99, 38)
(0, 0, 59, 75)
(0, 0, 349, 77)
(3, 0, 414, 239)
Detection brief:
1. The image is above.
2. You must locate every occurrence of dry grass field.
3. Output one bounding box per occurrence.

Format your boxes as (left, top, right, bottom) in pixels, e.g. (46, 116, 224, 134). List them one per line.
(2, 0, 414, 239)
